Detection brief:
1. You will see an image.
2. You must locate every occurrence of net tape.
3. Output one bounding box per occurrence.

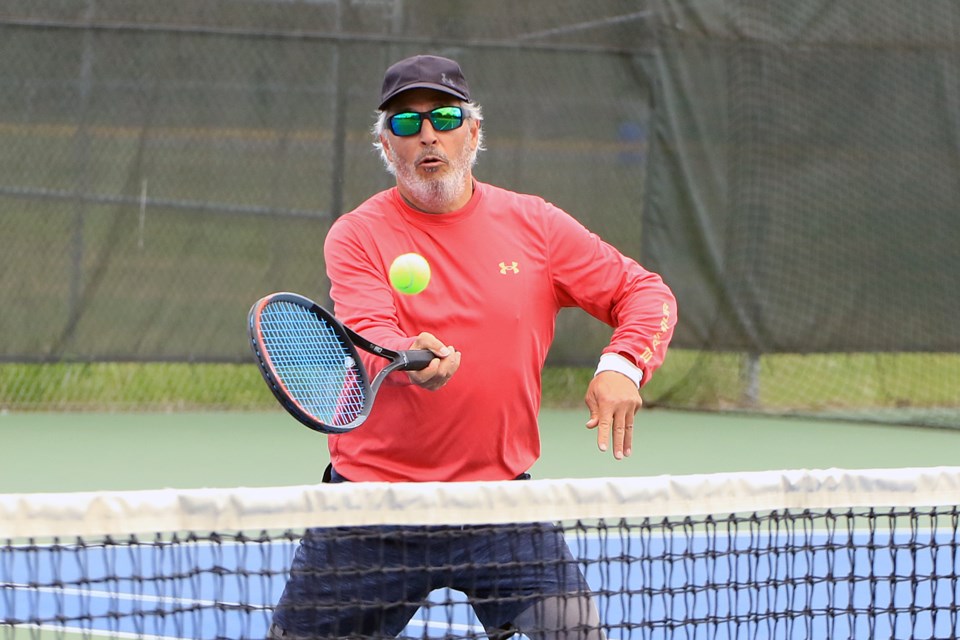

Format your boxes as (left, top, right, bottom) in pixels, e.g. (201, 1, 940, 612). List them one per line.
(3, 467, 959, 538)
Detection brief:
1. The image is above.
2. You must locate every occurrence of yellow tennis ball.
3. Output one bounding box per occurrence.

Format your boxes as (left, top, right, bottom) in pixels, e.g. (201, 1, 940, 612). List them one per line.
(389, 253, 431, 295)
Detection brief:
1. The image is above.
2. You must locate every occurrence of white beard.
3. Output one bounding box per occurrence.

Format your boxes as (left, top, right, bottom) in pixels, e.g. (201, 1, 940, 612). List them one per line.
(393, 144, 476, 212)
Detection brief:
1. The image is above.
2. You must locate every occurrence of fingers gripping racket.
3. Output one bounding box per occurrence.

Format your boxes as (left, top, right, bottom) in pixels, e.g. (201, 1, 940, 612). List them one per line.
(248, 292, 434, 434)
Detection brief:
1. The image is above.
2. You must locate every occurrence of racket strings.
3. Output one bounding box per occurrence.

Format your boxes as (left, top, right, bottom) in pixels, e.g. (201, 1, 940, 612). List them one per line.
(258, 301, 366, 426)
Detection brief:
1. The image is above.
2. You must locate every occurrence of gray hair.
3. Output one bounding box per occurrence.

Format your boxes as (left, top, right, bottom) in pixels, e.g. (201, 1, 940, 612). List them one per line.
(372, 101, 485, 175)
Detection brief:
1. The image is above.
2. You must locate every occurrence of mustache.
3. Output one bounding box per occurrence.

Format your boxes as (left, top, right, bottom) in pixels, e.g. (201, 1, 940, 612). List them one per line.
(416, 149, 448, 165)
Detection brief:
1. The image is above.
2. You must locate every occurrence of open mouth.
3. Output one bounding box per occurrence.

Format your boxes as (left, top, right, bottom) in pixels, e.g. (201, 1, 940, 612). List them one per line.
(416, 155, 446, 171)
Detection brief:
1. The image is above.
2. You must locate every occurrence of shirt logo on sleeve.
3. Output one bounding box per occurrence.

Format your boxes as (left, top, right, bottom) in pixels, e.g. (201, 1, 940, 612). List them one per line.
(498, 261, 520, 274)
(640, 302, 673, 364)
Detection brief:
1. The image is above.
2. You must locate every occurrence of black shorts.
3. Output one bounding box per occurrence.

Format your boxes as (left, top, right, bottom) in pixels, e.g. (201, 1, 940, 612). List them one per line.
(270, 469, 590, 637)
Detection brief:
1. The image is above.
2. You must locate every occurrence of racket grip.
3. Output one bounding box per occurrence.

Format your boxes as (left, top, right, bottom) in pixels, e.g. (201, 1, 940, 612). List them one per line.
(399, 349, 436, 371)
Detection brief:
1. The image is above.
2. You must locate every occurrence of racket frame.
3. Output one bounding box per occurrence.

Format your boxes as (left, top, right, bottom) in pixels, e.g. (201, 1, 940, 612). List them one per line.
(248, 292, 433, 434)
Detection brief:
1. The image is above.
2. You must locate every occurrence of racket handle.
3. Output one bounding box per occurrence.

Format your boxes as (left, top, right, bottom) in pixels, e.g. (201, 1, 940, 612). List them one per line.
(399, 349, 436, 371)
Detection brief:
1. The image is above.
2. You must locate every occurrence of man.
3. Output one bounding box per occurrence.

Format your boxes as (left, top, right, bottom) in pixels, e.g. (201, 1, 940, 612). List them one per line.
(269, 54, 676, 639)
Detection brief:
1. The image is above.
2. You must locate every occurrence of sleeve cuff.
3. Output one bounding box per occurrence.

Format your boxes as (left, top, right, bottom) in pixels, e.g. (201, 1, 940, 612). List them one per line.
(594, 352, 643, 388)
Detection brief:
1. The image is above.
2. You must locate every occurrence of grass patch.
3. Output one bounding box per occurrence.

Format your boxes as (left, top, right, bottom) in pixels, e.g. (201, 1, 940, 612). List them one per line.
(2, 352, 959, 430)
(0, 363, 607, 412)
(0, 362, 271, 412)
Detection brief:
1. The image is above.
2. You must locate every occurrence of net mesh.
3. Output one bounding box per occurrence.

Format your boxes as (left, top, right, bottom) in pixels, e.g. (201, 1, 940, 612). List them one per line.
(3, 468, 959, 639)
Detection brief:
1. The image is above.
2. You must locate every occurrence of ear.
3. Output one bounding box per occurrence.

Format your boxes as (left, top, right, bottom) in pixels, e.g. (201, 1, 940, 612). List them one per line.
(469, 119, 481, 150)
(380, 134, 395, 161)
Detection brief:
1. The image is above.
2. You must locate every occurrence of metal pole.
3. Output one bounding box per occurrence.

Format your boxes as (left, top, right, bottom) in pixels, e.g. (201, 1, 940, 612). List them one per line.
(329, 0, 347, 219)
(68, 0, 96, 343)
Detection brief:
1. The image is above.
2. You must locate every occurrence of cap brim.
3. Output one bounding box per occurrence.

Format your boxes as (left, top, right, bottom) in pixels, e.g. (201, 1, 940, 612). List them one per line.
(379, 83, 470, 110)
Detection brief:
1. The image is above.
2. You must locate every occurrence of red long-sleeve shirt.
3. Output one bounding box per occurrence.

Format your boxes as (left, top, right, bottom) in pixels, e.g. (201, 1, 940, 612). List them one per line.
(323, 182, 676, 482)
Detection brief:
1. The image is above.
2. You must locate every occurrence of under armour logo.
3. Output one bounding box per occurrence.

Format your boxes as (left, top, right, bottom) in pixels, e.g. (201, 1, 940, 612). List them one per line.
(498, 261, 519, 274)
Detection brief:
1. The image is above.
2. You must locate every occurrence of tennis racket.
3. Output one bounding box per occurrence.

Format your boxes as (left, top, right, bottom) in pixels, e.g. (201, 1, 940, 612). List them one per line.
(248, 292, 435, 434)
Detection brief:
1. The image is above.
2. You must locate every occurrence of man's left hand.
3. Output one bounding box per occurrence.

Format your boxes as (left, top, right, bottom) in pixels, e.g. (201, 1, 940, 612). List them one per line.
(584, 371, 643, 460)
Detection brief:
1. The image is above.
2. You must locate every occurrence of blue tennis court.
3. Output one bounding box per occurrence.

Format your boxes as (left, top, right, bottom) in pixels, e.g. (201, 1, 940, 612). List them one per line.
(4, 524, 959, 639)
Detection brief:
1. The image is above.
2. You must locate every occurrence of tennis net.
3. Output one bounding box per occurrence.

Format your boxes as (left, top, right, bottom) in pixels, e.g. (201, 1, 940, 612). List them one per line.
(2, 467, 959, 639)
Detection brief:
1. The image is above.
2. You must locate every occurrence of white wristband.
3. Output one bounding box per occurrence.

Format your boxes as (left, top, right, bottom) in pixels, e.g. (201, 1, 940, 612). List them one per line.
(594, 352, 643, 388)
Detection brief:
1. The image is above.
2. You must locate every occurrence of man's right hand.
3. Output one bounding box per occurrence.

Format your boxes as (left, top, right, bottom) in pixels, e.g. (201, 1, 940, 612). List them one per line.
(406, 332, 460, 391)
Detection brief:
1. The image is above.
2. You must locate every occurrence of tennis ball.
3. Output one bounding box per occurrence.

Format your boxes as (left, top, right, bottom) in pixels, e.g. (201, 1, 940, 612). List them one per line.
(389, 253, 431, 295)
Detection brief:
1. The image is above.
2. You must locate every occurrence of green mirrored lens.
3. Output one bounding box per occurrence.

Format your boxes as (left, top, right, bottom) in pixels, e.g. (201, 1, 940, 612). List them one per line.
(390, 112, 422, 136)
(428, 107, 463, 131)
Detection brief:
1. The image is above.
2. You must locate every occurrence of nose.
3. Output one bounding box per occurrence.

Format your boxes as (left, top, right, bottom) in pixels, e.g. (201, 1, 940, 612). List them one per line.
(417, 117, 439, 144)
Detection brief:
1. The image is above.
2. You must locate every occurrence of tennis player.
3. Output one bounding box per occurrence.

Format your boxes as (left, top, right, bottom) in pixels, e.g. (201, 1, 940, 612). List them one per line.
(269, 54, 677, 639)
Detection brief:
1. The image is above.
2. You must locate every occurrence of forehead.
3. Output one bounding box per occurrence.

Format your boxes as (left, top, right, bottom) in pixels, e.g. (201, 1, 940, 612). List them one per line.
(385, 88, 461, 113)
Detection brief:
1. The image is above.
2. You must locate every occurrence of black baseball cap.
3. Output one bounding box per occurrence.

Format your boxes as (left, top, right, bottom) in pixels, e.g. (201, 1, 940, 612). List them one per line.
(379, 55, 471, 110)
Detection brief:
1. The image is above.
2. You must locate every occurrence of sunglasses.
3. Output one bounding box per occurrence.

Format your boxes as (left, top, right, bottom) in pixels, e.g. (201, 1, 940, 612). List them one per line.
(388, 106, 465, 137)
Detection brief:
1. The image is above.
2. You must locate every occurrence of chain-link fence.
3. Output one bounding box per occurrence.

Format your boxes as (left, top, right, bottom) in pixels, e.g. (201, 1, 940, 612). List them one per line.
(1, 0, 651, 367)
(3, 1, 959, 426)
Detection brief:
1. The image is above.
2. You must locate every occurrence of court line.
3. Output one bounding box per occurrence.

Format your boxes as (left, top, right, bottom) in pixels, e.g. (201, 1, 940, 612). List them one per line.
(6, 623, 185, 640)
(4, 583, 262, 610)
